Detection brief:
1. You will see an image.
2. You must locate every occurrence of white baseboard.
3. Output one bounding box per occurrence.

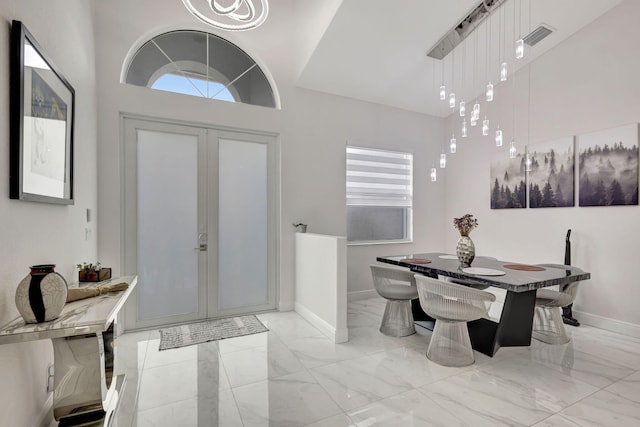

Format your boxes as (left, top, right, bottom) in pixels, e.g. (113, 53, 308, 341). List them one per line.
(294, 302, 348, 343)
(573, 310, 640, 339)
(347, 289, 378, 302)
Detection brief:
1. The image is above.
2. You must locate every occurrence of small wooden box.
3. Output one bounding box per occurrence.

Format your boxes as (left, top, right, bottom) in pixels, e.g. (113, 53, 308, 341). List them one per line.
(79, 268, 112, 282)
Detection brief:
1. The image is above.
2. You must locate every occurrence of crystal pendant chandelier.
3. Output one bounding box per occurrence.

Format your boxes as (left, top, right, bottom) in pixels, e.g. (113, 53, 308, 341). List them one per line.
(482, 117, 490, 136)
(430, 166, 437, 182)
(509, 139, 517, 158)
(500, 62, 508, 81)
(461, 119, 468, 137)
(440, 152, 447, 168)
(449, 92, 456, 108)
(459, 100, 466, 117)
(450, 134, 457, 153)
(515, 38, 524, 59)
(486, 82, 493, 102)
(495, 129, 503, 147)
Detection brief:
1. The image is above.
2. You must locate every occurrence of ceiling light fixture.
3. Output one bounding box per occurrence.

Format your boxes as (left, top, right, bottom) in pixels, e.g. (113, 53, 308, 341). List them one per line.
(182, 0, 269, 31)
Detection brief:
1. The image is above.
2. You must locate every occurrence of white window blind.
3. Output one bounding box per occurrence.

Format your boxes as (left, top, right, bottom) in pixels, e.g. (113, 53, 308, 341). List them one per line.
(346, 146, 413, 207)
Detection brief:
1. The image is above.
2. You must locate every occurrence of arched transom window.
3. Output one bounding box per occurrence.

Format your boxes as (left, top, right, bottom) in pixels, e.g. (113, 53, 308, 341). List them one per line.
(124, 30, 276, 108)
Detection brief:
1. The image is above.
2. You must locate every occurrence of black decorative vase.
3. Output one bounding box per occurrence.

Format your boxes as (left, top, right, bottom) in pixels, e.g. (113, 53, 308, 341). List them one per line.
(15, 264, 68, 323)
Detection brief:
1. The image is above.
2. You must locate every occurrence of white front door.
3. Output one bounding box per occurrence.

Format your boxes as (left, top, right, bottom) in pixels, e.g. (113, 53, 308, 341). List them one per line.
(123, 118, 277, 330)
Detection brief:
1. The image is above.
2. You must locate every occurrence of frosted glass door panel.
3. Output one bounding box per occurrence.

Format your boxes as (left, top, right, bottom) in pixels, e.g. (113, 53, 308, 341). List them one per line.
(137, 130, 198, 320)
(218, 139, 268, 310)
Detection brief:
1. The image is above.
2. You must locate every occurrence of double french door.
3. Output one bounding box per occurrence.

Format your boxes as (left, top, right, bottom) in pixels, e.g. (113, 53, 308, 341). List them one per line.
(122, 118, 277, 330)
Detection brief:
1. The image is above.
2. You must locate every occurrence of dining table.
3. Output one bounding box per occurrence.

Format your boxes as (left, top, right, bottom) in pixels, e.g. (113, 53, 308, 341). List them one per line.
(376, 252, 590, 357)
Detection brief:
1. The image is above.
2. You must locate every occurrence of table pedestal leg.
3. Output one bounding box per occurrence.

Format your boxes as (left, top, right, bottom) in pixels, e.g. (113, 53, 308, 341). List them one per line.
(52, 322, 122, 426)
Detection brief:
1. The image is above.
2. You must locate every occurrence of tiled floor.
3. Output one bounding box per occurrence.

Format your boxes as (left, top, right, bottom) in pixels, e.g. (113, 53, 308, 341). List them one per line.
(114, 297, 640, 426)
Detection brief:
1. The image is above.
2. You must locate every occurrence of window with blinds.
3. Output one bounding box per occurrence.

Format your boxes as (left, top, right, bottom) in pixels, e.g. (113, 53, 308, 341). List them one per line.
(346, 146, 413, 243)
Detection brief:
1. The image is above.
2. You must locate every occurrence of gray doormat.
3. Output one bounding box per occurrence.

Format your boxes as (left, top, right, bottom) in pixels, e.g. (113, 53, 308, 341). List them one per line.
(158, 314, 268, 351)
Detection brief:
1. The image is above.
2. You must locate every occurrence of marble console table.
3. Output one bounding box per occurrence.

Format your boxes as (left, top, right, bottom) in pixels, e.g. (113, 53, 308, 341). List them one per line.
(0, 276, 137, 427)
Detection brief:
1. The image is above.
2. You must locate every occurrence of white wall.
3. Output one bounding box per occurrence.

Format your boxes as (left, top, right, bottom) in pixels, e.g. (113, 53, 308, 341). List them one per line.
(94, 0, 446, 312)
(0, 1, 98, 426)
(444, 0, 640, 335)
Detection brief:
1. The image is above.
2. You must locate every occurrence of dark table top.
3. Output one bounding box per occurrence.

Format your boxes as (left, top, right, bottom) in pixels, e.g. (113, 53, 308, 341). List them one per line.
(376, 252, 590, 293)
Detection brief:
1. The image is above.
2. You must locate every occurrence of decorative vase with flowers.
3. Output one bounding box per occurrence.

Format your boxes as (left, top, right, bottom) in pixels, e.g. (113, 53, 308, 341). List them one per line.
(454, 214, 478, 267)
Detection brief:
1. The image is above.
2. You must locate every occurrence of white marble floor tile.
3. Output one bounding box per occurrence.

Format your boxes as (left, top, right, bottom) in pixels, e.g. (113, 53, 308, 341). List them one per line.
(536, 389, 640, 426)
(419, 355, 599, 426)
(367, 346, 473, 388)
(569, 325, 640, 370)
(135, 389, 243, 427)
(137, 356, 230, 411)
(232, 370, 342, 427)
(216, 329, 271, 354)
(257, 311, 325, 342)
(342, 325, 416, 355)
(303, 413, 356, 427)
(347, 389, 466, 427)
(309, 354, 414, 411)
(114, 298, 640, 426)
(220, 336, 305, 387)
(283, 335, 366, 369)
(522, 339, 636, 388)
(143, 338, 216, 369)
(605, 370, 640, 404)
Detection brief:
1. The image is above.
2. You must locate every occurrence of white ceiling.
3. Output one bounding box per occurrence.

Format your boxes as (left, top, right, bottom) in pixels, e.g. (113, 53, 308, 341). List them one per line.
(296, 0, 624, 118)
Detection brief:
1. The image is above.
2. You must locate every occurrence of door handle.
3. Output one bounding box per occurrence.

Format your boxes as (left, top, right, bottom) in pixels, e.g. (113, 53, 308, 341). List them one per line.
(194, 243, 208, 251)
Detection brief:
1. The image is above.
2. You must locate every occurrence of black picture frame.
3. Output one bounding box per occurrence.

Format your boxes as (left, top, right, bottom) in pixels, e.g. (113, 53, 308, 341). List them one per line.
(10, 20, 74, 205)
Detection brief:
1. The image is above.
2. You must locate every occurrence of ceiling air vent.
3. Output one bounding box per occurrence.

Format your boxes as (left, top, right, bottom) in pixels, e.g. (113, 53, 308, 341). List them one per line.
(523, 24, 554, 47)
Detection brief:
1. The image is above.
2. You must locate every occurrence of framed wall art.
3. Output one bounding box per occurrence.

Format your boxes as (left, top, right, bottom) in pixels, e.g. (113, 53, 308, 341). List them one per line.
(10, 20, 75, 204)
(490, 150, 526, 209)
(578, 124, 638, 206)
(528, 137, 575, 208)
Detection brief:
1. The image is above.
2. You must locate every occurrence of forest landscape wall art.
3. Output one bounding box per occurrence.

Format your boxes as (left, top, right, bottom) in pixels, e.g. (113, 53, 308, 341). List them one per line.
(490, 151, 526, 209)
(578, 124, 639, 206)
(528, 137, 575, 208)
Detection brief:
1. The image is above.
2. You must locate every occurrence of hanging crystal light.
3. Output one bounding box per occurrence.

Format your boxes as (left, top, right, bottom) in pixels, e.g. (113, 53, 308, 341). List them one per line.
(439, 85, 446, 101)
(473, 102, 480, 120)
(449, 92, 456, 108)
(450, 134, 457, 153)
(525, 151, 532, 171)
(461, 119, 468, 137)
(495, 129, 503, 147)
(430, 166, 437, 182)
(515, 38, 524, 59)
(486, 82, 493, 102)
(440, 152, 447, 168)
(500, 62, 508, 81)
(482, 117, 489, 136)
(509, 139, 517, 158)
(459, 100, 465, 117)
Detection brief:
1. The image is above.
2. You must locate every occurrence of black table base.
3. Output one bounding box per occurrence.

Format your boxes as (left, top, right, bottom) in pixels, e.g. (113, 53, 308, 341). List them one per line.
(411, 289, 537, 357)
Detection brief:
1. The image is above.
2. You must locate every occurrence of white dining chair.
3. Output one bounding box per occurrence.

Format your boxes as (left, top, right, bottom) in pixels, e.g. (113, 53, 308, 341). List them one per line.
(370, 265, 419, 337)
(532, 264, 583, 344)
(415, 275, 495, 366)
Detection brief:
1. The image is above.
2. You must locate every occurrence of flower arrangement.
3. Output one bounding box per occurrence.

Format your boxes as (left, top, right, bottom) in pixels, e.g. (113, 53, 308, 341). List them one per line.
(76, 262, 102, 272)
(453, 214, 478, 236)
(77, 262, 111, 282)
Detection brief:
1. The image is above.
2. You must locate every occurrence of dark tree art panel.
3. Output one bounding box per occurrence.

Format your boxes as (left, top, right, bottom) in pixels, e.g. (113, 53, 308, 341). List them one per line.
(490, 151, 526, 209)
(578, 124, 639, 207)
(528, 137, 575, 208)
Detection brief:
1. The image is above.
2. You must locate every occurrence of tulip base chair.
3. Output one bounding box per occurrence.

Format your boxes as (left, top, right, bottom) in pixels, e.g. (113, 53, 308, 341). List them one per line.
(532, 264, 583, 345)
(370, 265, 419, 337)
(415, 275, 495, 367)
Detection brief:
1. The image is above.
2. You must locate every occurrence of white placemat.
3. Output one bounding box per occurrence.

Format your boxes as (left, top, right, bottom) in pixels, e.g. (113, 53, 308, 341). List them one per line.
(462, 267, 506, 276)
(438, 254, 459, 260)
